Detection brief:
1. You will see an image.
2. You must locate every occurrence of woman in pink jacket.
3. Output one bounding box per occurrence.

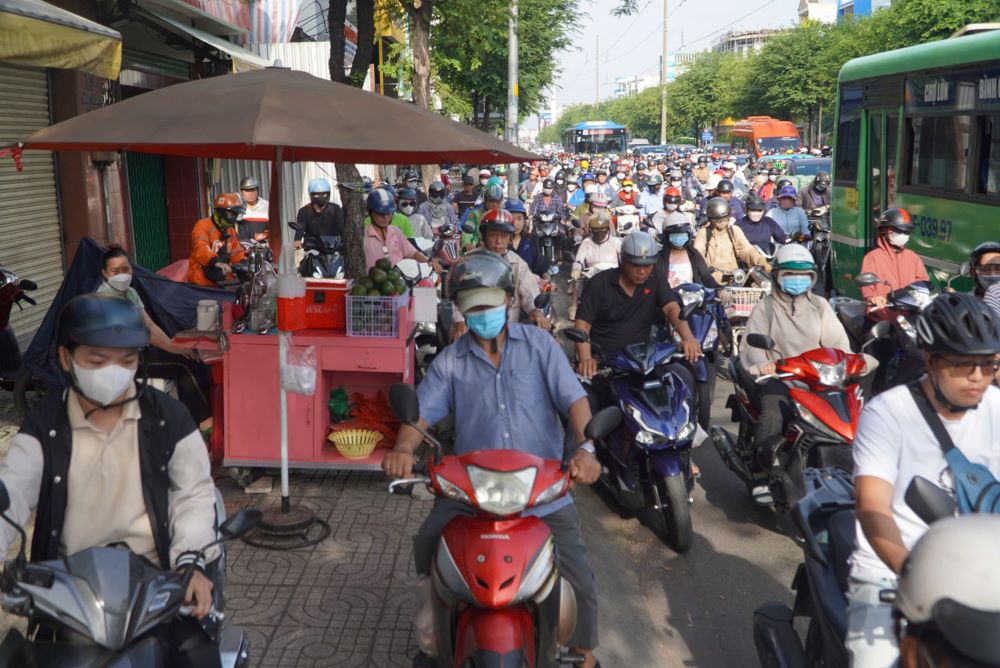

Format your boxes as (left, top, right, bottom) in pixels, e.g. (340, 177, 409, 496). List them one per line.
(859, 208, 928, 306)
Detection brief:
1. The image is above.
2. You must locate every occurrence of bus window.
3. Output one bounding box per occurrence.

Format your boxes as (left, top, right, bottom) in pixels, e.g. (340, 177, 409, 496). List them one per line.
(834, 117, 860, 185)
(907, 115, 971, 192)
(886, 115, 898, 208)
(977, 115, 1000, 198)
(869, 114, 883, 222)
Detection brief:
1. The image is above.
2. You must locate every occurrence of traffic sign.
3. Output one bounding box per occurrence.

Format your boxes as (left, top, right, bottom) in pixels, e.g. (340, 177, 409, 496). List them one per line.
(701, 131, 713, 142)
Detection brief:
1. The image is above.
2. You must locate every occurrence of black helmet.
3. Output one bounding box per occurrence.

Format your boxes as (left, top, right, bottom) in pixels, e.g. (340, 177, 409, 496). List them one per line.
(682, 160, 693, 172)
(776, 178, 794, 191)
(768, 167, 781, 177)
(462, 174, 476, 186)
(646, 173, 663, 188)
(916, 292, 1000, 356)
(238, 176, 259, 191)
(58, 293, 150, 350)
(542, 178, 554, 191)
(637, 161, 648, 171)
(814, 171, 831, 188)
(697, 156, 709, 165)
(716, 179, 735, 194)
(971, 241, 1000, 268)
(428, 181, 447, 202)
(744, 194, 766, 211)
(705, 197, 731, 220)
(397, 187, 418, 204)
(446, 249, 515, 300)
(877, 208, 914, 233)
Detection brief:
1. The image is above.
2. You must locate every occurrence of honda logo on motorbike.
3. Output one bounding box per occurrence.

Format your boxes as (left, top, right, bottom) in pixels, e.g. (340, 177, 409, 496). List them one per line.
(479, 534, 511, 540)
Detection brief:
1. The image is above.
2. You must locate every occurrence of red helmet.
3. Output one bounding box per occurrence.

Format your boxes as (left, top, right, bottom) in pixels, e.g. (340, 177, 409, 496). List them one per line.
(663, 187, 682, 205)
(479, 208, 516, 235)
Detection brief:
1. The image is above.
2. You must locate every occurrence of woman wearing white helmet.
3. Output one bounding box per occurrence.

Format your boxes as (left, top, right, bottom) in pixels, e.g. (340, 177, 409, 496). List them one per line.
(740, 244, 869, 500)
(895, 514, 1000, 668)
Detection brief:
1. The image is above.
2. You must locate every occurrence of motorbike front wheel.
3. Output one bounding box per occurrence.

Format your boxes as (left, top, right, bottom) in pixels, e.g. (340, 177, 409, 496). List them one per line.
(654, 473, 693, 553)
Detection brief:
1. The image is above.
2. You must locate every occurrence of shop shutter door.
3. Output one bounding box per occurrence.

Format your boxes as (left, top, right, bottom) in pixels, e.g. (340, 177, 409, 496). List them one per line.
(0, 64, 63, 348)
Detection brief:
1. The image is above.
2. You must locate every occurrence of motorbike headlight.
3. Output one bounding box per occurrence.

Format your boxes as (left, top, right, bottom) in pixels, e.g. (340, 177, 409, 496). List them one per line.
(678, 421, 697, 441)
(636, 430, 658, 445)
(810, 359, 847, 387)
(467, 466, 537, 515)
(624, 403, 662, 437)
(435, 473, 471, 504)
(534, 478, 568, 506)
(678, 287, 705, 309)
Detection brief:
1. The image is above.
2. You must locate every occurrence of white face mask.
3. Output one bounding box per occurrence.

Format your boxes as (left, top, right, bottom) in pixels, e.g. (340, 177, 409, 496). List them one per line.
(583, 184, 597, 194)
(623, 186, 633, 193)
(748, 211, 765, 222)
(399, 203, 416, 215)
(888, 231, 911, 248)
(107, 273, 132, 292)
(665, 203, 679, 212)
(72, 360, 137, 406)
(567, 184, 578, 192)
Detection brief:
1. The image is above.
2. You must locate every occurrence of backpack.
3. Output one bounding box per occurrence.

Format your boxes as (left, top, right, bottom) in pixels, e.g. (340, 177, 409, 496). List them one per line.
(909, 382, 1000, 514)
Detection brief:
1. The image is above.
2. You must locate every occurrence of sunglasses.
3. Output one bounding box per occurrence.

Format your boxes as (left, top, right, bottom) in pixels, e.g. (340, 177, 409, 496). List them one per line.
(936, 355, 1000, 375)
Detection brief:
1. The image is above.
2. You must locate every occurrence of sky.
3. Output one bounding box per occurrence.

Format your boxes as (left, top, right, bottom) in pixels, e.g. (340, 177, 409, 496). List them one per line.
(548, 0, 803, 108)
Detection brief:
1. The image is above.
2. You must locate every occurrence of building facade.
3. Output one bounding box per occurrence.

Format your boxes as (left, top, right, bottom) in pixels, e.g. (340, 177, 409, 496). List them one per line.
(838, 0, 893, 18)
(711, 29, 785, 57)
(799, 0, 838, 23)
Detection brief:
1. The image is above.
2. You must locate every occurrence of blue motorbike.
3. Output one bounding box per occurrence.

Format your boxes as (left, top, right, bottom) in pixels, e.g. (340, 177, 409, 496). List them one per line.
(675, 283, 730, 430)
(563, 328, 698, 553)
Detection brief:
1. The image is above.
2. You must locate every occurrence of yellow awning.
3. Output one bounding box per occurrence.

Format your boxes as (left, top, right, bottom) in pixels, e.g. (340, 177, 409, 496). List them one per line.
(146, 11, 270, 73)
(0, 0, 121, 79)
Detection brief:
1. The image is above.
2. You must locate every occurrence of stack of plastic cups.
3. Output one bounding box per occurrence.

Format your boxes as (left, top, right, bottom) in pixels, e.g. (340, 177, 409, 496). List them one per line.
(276, 244, 306, 332)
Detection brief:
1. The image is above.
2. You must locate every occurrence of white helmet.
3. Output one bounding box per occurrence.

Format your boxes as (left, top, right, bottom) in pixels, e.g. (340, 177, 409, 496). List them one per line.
(706, 174, 723, 191)
(895, 514, 1000, 666)
(774, 243, 816, 272)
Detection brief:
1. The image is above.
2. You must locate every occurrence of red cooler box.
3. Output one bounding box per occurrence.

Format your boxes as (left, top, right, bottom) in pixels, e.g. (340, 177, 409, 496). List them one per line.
(305, 279, 351, 330)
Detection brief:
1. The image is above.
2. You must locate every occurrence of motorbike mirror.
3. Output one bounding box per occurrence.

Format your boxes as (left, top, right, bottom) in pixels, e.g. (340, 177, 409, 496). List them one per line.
(584, 406, 622, 441)
(905, 476, 957, 525)
(959, 260, 972, 279)
(18, 279, 37, 291)
(389, 383, 421, 425)
(745, 333, 776, 351)
(561, 327, 590, 344)
(534, 292, 551, 310)
(854, 272, 882, 287)
(461, 222, 476, 235)
(866, 319, 892, 344)
(287, 220, 304, 232)
(571, 218, 582, 228)
(0, 480, 9, 513)
(219, 508, 263, 540)
(396, 259, 421, 282)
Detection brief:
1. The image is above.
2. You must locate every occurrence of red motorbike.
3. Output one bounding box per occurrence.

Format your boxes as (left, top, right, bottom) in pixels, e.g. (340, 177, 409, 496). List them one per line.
(387, 384, 620, 667)
(712, 333, 869, 511)
(0, 266, 39, 412)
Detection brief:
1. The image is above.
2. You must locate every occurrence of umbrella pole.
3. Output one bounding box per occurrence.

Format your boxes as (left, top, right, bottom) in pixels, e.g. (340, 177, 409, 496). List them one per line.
(248, 146, 328, 549)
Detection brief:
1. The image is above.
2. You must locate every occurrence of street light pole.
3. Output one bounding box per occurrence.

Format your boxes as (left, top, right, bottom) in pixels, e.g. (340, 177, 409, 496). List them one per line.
(506, 0, 519, 198)
(659, 0, 668, 145)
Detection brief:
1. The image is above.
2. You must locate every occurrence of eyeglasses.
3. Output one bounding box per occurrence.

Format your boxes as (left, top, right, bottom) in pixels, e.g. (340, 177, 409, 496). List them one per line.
(978, 263, 1000, 276)
(935, 356, 1000, 375)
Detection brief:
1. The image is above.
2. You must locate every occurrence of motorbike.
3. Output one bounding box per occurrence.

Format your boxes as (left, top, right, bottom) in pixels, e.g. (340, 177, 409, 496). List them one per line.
(299, 235, 344, 279)
(562, 327, 700, 553)
(0, 481, 262, 667)
(675, 283, 730, 429)
(715, 265, 772, 357)
(832, 274, 933, 396)
(712, 332, 871, 511)
(807, 206, 831, 296)
(753, 469, 957, 668)
(434, 224, 462, 271)
(386, 383, 622, 667)
(533, 211, 563, 276)
(0, 265, 39, 414)
(613, 205, 640, 236)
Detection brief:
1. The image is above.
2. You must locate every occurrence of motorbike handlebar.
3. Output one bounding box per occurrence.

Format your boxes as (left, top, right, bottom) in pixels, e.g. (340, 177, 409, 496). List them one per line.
(19, 294, 36, 306)
(755, 372, 795, 384)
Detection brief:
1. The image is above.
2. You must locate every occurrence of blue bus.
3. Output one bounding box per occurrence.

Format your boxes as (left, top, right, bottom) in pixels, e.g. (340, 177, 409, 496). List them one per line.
(563, 121, 630, 154)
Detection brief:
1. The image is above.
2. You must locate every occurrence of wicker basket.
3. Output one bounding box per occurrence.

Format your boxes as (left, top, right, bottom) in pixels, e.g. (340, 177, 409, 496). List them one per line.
(720, 286, 769, 319)
(328, 429, 382, 459)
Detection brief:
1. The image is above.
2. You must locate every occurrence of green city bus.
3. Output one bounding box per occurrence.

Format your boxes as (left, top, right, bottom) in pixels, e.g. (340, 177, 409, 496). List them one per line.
(830, 27, 1000, 296)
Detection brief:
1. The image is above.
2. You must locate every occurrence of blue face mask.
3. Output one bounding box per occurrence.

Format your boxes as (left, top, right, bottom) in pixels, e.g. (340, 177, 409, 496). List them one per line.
(465, 305, 507, 340)
(668, 233, 689, 248)
(780, 275, 812, 296)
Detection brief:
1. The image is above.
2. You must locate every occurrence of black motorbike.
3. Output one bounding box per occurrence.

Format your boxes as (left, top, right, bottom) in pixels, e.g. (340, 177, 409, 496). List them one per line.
(0, 481, 261, 667)
(753, 469, 958, 668)
(533, 211, 563, 275)
(808, 207, 832, 296)
(0, 265, 41, 417)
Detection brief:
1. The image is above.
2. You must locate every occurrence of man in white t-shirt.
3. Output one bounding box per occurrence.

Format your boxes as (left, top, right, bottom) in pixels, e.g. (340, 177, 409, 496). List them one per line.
(848, 293, 1000, 667)
(238, 176, 269, 242)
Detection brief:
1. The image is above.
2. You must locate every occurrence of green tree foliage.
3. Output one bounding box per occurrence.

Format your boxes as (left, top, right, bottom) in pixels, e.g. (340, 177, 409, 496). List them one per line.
(547, 0, 1000, 146)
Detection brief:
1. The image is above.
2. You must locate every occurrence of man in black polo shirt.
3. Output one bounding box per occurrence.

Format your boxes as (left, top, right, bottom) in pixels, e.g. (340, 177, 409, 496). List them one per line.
(453, 174, 479, 218)
(294, 177, 346, 247)
(574, 231, 701, 380)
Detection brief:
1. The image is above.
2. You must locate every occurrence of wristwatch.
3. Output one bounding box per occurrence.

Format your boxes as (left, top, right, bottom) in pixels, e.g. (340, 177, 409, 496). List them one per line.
(579, 441, 596, 455)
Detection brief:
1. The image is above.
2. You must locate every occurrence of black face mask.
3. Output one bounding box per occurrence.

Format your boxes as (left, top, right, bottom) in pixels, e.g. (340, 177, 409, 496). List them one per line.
(311, 193, 330, 207)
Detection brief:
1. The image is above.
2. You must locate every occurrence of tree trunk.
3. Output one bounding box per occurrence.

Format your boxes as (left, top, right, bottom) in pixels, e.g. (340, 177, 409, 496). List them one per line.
(329, 1, 377, 278)
(404, 1, 437, 189)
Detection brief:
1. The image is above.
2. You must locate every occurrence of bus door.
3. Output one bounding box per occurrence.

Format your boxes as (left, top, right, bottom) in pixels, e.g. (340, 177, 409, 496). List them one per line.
(865, 110, 899, 248)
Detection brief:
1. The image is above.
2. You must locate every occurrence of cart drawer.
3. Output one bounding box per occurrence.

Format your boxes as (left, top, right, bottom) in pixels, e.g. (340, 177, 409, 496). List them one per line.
(321, 346, 404, 373)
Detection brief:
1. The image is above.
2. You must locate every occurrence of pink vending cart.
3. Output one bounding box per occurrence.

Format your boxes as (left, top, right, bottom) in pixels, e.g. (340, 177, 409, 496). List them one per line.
(223, 302, 415, 471)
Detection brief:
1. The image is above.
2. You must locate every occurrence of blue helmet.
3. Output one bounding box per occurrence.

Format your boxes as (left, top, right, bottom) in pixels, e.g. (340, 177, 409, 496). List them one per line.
(503, 198, 526, 215)
(308, 177, 332, 194)
(367, 188, 396, 215)
(581, 172, 596, 183)
(778, 184, 798, 199)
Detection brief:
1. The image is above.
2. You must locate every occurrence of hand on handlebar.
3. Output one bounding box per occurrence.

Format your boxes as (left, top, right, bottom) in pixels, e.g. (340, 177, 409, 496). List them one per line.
(868, 295, 888, 308)
(569, 449, 601, 485)
(215, 262, 232, 275)
(758, 362, 777, 376)
(681, 338, 703, 364)
(382, 447, 417, 479)
(577, 358, 599, 379)
(183, 569, 214, 619)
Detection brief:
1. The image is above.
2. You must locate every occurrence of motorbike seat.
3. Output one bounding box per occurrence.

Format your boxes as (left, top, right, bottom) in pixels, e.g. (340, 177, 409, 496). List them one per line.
(733, 358, 762, 412)
(827, 509, 855, 597)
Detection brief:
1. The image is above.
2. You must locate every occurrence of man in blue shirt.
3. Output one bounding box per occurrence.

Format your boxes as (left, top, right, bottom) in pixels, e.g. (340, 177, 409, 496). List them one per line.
(766, 185, 810, 241)
(384, 250, 602, 668)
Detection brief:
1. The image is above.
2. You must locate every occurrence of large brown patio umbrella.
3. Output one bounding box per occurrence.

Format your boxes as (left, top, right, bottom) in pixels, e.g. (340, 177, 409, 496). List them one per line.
(17, 66, 539, 539)
(19, 66, 539, 245)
